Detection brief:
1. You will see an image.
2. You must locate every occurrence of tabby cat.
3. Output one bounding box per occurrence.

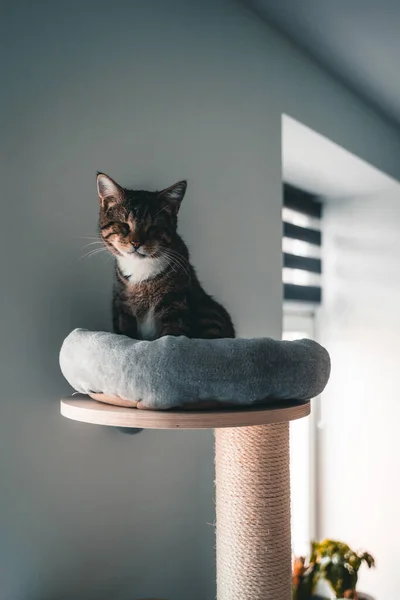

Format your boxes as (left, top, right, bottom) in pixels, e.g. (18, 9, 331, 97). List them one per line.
(96, 173, 235, 341)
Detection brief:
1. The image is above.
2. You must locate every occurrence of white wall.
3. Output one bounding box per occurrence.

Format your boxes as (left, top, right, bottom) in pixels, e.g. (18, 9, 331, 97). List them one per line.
(319, 188, 400, 599)
(2, 0, 400, 598)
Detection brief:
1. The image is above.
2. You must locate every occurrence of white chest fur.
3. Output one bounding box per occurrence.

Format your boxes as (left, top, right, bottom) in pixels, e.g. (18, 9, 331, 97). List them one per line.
(117, 255, 161, 340)
(137, 308, 158, 340)
(117, 254, 165, 284)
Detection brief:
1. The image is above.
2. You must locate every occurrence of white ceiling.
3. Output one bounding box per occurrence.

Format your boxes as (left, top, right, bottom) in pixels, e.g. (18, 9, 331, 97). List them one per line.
(282, 115, 398, 199)
(245, 0, 400, 127)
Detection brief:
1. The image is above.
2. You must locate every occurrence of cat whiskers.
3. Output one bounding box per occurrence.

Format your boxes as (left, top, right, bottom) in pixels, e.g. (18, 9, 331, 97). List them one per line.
(162, 247, 190, 270)
(160, 248, 190, 278)
(77, 235, 104, 245)
(133, 248, 185, 281)
(160, 255, 180, 277)
(80, 247, 108, 260)
(164, 252, 190, 276)
(81, 241, 105, 249)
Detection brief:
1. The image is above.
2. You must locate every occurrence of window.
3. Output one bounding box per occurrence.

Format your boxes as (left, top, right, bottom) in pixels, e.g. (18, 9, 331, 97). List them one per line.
(283, 184, 322, 556)
(283, 184, 322, 305)
(284, 312, 316, 556)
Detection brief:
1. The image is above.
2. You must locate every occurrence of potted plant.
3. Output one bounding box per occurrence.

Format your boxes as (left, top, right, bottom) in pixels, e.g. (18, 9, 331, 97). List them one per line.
(293, 556, 316, 600)
(292, 539, 375, 599)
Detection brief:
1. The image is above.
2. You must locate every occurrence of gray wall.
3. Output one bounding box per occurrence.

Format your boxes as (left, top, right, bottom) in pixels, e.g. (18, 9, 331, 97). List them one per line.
(319, 188, 400, 600)
(2, 1, 400, 599)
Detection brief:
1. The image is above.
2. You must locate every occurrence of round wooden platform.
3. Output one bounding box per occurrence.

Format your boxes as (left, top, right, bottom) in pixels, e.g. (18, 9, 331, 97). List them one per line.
(60, 395, 310, 430)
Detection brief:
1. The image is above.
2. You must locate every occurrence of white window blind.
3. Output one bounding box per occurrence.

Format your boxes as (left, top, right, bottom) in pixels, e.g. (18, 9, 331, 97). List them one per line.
(283, 184, 322, 304)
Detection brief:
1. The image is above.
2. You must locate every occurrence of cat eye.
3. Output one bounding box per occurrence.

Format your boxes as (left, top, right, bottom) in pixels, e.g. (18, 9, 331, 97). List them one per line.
(118, 223, 130, 235)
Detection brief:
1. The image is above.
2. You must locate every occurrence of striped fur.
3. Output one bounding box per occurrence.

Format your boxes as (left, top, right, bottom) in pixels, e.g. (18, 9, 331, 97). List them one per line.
(97, 173, 235, 341)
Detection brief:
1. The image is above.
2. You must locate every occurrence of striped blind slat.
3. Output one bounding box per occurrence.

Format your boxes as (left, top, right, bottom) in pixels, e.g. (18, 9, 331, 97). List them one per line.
(283, 222, 322, 246)
(283, 184, 322, 304)
(284, 283, 322, 304)
(283, 253, 321, 274)
(284, 184, 322, 218)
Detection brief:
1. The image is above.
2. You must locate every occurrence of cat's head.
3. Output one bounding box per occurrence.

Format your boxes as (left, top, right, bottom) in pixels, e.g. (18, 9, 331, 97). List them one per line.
(96, 173, 187, 260)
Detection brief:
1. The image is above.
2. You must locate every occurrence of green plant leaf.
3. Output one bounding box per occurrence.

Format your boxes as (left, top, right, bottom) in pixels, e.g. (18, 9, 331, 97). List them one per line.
(307, 539, 375, 598)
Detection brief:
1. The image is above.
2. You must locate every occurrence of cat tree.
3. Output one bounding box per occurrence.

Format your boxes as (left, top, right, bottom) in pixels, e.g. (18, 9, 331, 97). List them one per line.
(61, 396, 310, 600)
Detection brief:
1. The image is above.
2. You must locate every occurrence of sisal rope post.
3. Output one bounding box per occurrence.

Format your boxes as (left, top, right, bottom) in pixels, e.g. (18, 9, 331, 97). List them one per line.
(61, 397, 310, 599)
(215, 422, 292, 600)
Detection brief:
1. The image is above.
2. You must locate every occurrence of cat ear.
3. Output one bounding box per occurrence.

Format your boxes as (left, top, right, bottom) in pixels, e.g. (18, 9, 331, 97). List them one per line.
(159, 180, 187, 215)
(96, 173, 124, 205)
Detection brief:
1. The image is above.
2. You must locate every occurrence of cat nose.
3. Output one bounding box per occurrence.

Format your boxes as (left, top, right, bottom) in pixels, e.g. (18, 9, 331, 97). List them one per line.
(131, 240, 141, 250)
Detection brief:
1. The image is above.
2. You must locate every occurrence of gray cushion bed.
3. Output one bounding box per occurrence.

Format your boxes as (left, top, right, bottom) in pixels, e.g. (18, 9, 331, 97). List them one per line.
(59, 329, 330, 410)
